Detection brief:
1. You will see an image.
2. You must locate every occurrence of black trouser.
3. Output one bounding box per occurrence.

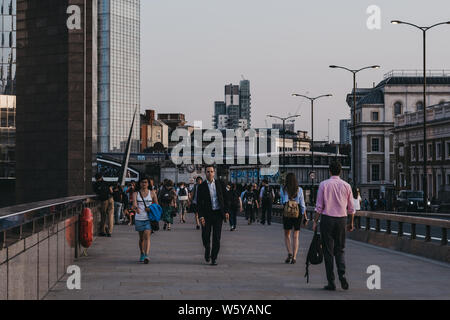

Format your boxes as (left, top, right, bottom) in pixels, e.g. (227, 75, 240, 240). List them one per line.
(261, 201, 272, 224)
(229, 207, 238, 228)
(202, 211, 223, 261)
(245, 206, 256, 223)
(320, 215, 347, 284)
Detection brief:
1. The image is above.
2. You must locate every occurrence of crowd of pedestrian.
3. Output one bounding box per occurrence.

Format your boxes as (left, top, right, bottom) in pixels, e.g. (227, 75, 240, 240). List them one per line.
(93, 160, 357, 291)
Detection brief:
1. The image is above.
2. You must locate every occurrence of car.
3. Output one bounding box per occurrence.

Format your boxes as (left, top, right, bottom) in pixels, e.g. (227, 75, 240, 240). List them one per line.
(396, 190, 431, 213)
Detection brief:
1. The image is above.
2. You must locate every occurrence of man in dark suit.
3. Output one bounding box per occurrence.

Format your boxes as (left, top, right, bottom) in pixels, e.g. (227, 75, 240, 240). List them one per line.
(197, 165, 230, 266)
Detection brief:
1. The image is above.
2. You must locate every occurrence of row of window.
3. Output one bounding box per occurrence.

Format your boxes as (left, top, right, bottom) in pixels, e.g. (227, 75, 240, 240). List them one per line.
(409, 141, 450, 162)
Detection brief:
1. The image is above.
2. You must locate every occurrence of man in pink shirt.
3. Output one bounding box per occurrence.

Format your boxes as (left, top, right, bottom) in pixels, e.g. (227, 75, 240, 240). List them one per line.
(313, 161, 355, 291)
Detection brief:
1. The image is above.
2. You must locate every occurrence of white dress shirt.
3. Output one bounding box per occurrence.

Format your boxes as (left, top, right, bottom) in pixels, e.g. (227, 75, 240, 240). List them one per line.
(207, 179, 220, 211)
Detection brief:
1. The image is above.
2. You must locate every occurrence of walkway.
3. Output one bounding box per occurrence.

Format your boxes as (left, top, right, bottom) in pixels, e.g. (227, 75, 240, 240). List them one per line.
(45, 216, 450, 300)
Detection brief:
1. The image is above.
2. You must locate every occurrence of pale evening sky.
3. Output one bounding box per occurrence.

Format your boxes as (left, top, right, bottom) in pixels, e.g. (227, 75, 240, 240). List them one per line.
(141, 0, 450, 141)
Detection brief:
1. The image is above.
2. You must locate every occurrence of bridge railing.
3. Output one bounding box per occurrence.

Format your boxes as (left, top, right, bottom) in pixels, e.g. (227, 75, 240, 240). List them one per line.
(353, 211, 449, 246)
(0, 196, 101, 300)
(271, 206, 449, 263)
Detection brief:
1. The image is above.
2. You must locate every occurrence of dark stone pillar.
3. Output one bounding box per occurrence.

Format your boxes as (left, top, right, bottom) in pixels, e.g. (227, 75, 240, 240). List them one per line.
(16, 0, 97, 203)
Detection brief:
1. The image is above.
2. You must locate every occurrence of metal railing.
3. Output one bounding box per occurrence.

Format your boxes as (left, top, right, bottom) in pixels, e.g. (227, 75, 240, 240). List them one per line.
(384, 69, 450, 78)
(354, 211, 449, 246)
(0, 196, 98, 250)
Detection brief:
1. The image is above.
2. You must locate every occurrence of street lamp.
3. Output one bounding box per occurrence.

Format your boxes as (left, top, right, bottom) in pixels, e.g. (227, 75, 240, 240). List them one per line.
(391, 19, 450, 213)
(292, 94, 332, 204)
(329, 65, 380, 190)
(267, 114, 301, 175)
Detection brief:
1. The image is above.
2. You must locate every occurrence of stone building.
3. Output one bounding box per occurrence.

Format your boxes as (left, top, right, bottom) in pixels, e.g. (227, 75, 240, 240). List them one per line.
(393, 101, 450, 200)
(348, 70, 450, 203)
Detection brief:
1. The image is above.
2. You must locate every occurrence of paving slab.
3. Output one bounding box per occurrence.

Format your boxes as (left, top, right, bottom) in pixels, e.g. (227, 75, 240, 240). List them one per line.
(45, 215, 450, 300)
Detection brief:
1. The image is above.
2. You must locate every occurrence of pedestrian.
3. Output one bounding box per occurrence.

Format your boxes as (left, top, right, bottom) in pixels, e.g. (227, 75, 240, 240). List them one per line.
(189, 176, 203, 230)
(313, 161, 355, 291)
(353, 188, 362, 212)
(177, 182, 189, 223)
(259, 179, 274, 226)
(93, 173, 114, 237)
(227, 183, 242, 231)
(243, 185, 258, 225)
(280, 173, 306, 265)
(197, 166, 230, 266)
(363, 198, 369, 211)
(113, 183, 124, 225)
(132, 177, 159, 264)
(159, 179, 177, 231)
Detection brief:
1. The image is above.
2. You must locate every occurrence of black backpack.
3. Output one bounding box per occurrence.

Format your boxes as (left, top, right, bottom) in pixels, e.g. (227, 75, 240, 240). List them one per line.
(179, 187, 187, 197)
(262, 186, 273, 202)
(305, 230, 323, 283)
(244, 192, 255, 208)
(159, 187, 173, 206)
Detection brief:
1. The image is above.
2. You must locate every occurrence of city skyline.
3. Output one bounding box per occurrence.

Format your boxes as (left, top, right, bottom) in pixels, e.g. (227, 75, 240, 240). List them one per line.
(141, 0, 450, 141)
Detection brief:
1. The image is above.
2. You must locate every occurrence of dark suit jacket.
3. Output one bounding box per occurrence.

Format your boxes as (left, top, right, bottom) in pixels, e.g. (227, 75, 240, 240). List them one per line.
(197, 179, 229, 220)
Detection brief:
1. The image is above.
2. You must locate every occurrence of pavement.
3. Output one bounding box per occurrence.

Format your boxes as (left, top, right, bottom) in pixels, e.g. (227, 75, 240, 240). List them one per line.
(45, 215, 450, 300)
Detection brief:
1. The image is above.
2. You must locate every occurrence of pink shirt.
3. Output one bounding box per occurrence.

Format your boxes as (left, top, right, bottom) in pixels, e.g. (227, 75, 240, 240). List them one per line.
(315, 176, 355, 217)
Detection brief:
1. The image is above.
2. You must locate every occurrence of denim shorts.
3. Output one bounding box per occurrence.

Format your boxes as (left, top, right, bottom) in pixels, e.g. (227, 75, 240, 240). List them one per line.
(135, 220, 151, 232)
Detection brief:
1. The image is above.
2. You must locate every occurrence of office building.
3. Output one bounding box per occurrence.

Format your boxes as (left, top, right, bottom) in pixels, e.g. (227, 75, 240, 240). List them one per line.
(340, 119, 351, 145)
(0, 0, 16, 182)
(213, 80, 252, 130)
(16, 0, 97, 203)
(98, 0, 140, 153)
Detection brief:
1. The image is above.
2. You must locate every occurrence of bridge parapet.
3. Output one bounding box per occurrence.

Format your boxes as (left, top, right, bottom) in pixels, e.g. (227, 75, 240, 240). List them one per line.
(271, 206, 449, 263)
(0, 196, 100, 300)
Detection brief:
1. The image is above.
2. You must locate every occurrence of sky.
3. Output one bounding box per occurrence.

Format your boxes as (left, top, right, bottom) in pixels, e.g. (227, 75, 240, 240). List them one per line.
(141, 0, 450, 142)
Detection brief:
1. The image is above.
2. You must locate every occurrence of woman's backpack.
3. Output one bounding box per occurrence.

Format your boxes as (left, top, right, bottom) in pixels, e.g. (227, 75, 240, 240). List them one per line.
(305, 229, 323, 283)
(283, 188, 300, 218)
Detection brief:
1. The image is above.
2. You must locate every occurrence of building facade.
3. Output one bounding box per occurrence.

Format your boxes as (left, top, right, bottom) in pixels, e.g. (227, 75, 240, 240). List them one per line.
(340, 119, 351, 145)
(140, 109, 169, 151)
(393, 102, 450, 200)
(16, 0, 97, 203)
(0, 0, 16, 182)
(213, 81, 252, 130)
(98, 0, 140, 153)
(349, 70, 450, 204)
(0, 95, 14, 179)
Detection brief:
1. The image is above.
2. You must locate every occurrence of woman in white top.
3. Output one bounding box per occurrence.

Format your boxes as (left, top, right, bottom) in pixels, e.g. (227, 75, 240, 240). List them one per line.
(132, 177, 159, 264)
(353, 188, 362, 211)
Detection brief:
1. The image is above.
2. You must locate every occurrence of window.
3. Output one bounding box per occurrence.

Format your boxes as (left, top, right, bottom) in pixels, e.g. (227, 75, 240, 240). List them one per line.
(411, 145, 416, 161)
(416, 101, 424, 111)
(427, 143, 433, 161)
(399, 146, 404, 157)
(446, 141, 450, 160)
(371, 164, 381, 182)
(372, 112, 379, 121)
(419, 144, 424, 160)
(372, 138, 380, 152)
(436, 142, 442, 160)
(394, 102, 402, 116)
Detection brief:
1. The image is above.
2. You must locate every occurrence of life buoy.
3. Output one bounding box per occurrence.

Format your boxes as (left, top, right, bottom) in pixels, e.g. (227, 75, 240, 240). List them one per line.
(79, 208, 94, 249)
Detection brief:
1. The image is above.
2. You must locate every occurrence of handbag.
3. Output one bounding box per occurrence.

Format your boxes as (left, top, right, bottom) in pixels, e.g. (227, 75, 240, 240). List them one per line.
(305, 229, 324, 283)
(139, 191, 160, 231)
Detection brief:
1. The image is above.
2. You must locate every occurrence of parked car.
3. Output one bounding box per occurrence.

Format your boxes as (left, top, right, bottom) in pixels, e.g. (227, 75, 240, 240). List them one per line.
(396, 190, 431, 212)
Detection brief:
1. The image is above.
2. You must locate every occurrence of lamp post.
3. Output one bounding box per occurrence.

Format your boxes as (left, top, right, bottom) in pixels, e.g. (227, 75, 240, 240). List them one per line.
(267, 114, 301, 175)
(329, 65, 380, 190)
(292, 94, 332, 204)
(391, 20, 450, 213)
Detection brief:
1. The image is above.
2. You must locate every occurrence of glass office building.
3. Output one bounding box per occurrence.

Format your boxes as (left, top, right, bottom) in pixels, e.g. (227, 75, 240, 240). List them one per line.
(0, 0, 16, 179)
(98, 0, 140, 153)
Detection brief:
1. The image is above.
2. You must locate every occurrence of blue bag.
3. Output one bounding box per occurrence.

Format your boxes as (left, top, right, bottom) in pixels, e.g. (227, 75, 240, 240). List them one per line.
(148, 203, 163, 222)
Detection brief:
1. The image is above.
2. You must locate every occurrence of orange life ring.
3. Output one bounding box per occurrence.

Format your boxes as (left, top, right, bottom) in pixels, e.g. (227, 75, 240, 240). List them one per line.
(79, 208, 94, 248)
